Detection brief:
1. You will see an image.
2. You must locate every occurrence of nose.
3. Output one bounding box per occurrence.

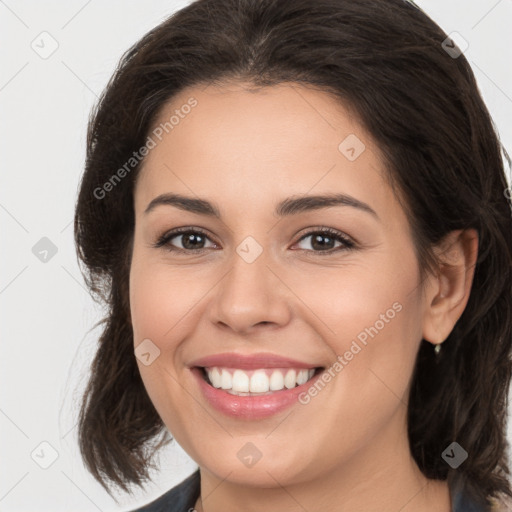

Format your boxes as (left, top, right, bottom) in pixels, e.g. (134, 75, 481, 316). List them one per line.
(208, 247, 292, 335)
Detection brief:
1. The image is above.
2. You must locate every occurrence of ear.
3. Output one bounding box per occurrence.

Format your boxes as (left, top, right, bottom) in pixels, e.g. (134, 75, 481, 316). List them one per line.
(422, 229, 479, 346)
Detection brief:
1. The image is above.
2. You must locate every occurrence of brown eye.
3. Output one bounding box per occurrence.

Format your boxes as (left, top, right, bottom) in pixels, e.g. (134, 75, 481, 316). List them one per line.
(294, 228, 355, 254)
(175, 232, 207, 250)
(153, 228, 217, 253)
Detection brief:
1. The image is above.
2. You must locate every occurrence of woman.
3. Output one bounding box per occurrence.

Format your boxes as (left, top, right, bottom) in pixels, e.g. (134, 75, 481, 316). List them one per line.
(74, 0, 512, 510)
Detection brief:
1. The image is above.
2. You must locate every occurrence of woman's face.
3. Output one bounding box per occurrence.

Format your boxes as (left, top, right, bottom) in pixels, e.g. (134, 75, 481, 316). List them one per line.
(130, 82, 431, 487)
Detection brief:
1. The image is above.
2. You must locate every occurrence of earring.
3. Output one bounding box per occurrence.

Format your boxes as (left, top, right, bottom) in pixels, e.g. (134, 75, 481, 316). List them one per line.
(434, 343, 442, 356)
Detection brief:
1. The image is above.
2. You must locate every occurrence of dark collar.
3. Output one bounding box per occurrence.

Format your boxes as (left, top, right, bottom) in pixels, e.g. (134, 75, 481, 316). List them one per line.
(131, 469, 489, 511)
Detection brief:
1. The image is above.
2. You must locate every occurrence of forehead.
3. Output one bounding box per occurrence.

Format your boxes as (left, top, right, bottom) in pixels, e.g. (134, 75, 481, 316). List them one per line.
(144, 81, 368, 162)
(134, 82, 396, 222)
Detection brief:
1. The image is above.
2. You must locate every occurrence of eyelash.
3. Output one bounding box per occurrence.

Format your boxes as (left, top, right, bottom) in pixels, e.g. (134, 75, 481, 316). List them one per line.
(152, 226, 356, 255)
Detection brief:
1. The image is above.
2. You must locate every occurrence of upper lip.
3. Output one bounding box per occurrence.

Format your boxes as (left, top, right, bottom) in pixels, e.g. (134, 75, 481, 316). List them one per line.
(189, 352, 323, 370)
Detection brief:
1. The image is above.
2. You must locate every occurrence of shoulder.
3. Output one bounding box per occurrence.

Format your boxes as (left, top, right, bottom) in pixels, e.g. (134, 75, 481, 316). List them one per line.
(128, 470, 200, 512)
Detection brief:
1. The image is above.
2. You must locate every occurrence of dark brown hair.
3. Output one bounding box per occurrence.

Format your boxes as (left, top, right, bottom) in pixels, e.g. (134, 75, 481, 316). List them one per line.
(74, 0, 512, 507)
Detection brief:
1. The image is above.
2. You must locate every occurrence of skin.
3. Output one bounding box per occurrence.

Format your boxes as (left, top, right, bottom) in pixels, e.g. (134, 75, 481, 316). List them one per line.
(129, 82, 478, 512)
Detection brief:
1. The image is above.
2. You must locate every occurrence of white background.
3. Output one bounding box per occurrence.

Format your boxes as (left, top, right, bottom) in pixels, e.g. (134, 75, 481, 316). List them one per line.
(1, 1, 511, 510)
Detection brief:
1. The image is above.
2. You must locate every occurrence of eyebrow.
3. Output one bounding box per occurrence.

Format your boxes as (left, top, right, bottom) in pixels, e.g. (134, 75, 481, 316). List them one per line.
(144, 192, 379, 219)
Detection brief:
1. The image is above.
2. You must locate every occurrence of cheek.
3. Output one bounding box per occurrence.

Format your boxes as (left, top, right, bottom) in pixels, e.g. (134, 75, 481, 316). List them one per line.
(288, 256, 421, 347)
(129, 255, 202, 345)
(129, 259, 196, 443)
(283, 259, 423, 459)
(128, 253, 212, 419)
(129, 273, 173, 343)
(292, 248, 423, 399)
(125, 239, 427, 482)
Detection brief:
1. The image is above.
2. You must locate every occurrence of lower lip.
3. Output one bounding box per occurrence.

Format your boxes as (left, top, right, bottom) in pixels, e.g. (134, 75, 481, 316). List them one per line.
(191, 367, 323, 419)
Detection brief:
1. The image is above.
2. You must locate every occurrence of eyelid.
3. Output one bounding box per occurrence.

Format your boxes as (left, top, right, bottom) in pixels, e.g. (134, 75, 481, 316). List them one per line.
(152, 226, 217, 252)
(152, 226, 356, 254)
(292, 226, 355, 253)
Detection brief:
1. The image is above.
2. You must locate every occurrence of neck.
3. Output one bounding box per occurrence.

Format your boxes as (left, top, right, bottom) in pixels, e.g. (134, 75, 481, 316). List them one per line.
(194, 411, 451, 512)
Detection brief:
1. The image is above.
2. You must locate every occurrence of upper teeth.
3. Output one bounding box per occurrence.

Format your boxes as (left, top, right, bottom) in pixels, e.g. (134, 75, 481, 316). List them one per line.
(205, 367, 316, 394)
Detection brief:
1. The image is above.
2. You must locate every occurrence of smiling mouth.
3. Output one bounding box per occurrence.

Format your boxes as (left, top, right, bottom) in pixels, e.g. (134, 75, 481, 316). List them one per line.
(197, 366, 324, 396)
